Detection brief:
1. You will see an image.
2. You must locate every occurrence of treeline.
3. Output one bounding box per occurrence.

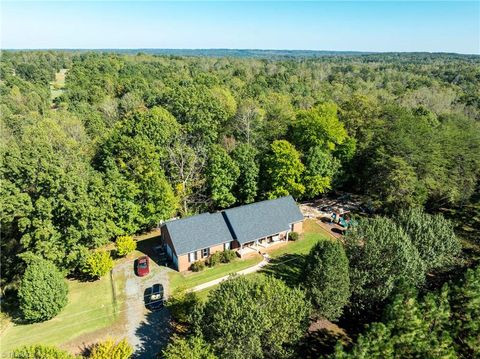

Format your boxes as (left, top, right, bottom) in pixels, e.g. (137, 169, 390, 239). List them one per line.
(1, 50, 479, 287)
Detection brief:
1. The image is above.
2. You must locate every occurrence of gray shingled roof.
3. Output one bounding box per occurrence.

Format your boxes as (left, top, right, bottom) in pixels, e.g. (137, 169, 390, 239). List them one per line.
(164, 212, 234, 256)
(223, 195, 304, 245)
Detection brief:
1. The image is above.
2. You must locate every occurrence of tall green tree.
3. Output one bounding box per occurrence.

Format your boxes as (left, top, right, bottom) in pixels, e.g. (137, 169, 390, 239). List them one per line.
(291, 103, 348, 152)
(302, 240, 351, 321)
(206, 145, 240, 208)
(263, 140, 305, 199)
(396, 207, 461, 272)
(302, 146, 340, 198)
(231, 143, 259, 204)
(344, 217, 425, 311)
(334, 287, 457, 359)
(450, 266, 480, 358)
(199, 275, 311, 359)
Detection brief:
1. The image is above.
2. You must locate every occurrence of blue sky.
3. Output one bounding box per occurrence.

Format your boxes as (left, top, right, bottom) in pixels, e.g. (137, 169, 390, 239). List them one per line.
(1, 1, 479, 54)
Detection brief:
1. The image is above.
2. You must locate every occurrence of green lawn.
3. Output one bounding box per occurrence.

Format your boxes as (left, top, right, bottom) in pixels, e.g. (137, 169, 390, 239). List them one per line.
(169, 255, 263, 294)
(260, 219, 330, 287)
(0, 274, 124, 356)
(170, 219, 330, 296)
(268, 219, 331, 258)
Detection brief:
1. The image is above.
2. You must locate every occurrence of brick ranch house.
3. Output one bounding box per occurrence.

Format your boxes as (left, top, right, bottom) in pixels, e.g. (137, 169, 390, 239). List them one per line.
(161, 196, 304, 272)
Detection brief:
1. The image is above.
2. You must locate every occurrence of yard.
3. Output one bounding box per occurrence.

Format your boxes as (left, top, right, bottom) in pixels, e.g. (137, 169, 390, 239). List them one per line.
(168, 255, 263, 294)
(182, 219, 331, 299)
(0, 273, 125, 356)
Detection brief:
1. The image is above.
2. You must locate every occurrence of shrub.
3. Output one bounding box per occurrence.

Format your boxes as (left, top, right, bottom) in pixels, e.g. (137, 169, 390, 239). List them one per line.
(13, 344, 74, 359)
(220, 250, 236, 263)
(89, 338, 133, 359)
(82, 251, 114, 279)
(289, 232, 299, 241)
(191, 260, 206, 272)
(18, 259, 68, 322)
(162, 335, 217, 359)
(206, 252, 222, 267)
(115, 235, 136, 257)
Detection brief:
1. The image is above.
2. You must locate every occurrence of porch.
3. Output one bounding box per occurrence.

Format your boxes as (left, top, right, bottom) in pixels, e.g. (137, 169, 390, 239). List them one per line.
(237, 232, 289, 258)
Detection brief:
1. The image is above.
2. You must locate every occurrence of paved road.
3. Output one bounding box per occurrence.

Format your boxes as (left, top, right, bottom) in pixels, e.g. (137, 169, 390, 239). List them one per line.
(113, 260, 171, 358)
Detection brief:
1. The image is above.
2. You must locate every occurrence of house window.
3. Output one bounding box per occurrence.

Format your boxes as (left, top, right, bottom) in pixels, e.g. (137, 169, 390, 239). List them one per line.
(202, 247, 210, 258)
(224, 242, 231, 251)
(188, 251, 197, 263)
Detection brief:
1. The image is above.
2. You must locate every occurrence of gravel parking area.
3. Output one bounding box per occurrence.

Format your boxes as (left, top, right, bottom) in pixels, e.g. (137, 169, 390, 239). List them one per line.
(113, 257, 171, 358)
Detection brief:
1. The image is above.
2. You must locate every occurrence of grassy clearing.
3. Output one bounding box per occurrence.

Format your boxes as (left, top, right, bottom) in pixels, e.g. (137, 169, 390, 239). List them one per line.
(183, 220, 330, 299)
(50, 69, 67, 102)
(0, 273, 124, 356)
(169, 255, 263, 294)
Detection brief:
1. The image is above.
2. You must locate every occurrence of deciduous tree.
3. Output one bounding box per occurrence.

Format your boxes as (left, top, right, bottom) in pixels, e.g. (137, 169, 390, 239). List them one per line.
(199, 275, 310, 359)
(263, 140, 305, 199)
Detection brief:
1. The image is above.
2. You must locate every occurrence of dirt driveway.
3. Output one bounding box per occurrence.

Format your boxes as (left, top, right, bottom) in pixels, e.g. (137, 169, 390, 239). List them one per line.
(113, 258, 171, 358)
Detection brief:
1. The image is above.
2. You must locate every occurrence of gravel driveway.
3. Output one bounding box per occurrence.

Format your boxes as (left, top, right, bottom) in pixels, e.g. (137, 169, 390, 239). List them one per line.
(113, 259, 171, 358)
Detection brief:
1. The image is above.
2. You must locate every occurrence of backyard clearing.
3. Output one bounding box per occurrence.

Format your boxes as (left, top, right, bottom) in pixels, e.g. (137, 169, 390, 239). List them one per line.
(1, 274, 125, 357)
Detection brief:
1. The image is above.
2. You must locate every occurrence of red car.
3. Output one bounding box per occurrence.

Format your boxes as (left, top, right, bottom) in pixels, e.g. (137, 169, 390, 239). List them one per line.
(136, 256, 150, 277)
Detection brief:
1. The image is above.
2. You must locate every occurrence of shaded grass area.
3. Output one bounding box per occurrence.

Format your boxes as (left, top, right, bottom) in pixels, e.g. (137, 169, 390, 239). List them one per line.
(168, 255, 263, 295)
(262, 221, 330, 287)
(0, 273, 124, 356)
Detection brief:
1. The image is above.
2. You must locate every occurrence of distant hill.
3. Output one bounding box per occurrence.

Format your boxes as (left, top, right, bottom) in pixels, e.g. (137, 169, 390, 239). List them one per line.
(4, 48, 478, 60)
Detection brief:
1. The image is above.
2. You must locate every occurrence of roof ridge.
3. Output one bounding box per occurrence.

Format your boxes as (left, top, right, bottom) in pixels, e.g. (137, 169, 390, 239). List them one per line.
(223, 195, 293, 213)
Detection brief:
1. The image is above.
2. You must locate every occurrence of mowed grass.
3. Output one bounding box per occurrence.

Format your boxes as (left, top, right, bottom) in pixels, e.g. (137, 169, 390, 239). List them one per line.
(168, 255, 263, 294)
(176, 219, 330, 298)
(268, 219, 331, 258)
(1, 274, 124, 356)
(260, 219, 331, 286)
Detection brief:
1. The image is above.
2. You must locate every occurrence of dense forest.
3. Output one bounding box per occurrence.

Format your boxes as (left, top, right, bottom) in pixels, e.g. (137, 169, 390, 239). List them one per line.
(1, 51, 479, 357)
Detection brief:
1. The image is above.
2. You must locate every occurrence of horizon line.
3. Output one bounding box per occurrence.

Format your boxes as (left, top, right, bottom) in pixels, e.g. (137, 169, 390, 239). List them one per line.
(2, 48, 479, 56)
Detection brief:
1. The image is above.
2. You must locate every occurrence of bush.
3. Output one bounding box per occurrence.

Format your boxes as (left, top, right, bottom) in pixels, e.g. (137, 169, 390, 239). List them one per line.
(13, 344, 74, 359)
(206, 252, 222, 267)
(82, 251, 114, 279)
(115, 235, 136, 257)
(162, 335, 217, 359)
(89, 338, 133, 359)
(289, 232, 299, 241)
(18, 259, 68, 322)
(191, 260, 206, 272)
(220, 250, 236, 263)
